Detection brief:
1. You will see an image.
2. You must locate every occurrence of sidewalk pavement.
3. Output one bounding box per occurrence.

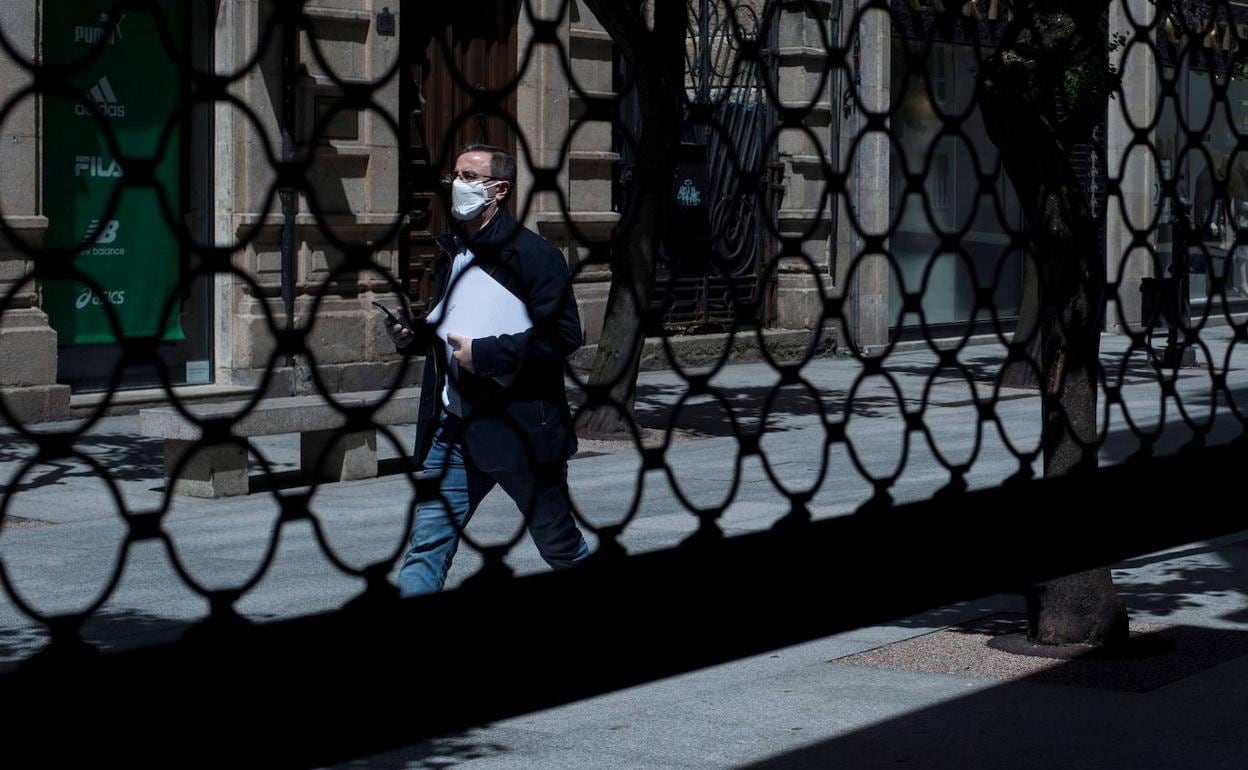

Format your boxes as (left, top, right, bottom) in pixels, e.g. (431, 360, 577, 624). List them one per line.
(342, 531, 1248, 769)
(2, 329, 1247, 767)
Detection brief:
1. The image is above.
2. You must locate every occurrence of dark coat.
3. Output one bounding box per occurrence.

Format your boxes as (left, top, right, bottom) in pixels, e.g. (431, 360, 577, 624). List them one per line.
(404, 207, 583, 472)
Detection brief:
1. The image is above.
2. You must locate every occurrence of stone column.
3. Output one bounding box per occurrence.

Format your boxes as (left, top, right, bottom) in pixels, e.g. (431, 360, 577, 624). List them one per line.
(774, 0, 837, 333)
(0, 2, 72, 423)
(842, 0, 891, 354)
(516, 0, 572, 232)
(1106, 0, 1157, 334)
(549, 2, 616, 344)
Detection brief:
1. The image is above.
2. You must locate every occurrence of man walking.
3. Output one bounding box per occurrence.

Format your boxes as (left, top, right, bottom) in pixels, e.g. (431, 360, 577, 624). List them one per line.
(388, 144, 590, 595)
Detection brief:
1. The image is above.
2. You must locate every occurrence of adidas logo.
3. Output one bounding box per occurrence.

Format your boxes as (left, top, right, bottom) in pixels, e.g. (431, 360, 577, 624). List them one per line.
(74, 76, 126, 119)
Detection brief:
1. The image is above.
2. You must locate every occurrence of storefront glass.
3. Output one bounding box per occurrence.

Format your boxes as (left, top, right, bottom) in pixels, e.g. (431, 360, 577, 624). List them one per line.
(41, 0, 213, 391)
(1156, 65, 1248, 305)
(888, 39, 1024, 332)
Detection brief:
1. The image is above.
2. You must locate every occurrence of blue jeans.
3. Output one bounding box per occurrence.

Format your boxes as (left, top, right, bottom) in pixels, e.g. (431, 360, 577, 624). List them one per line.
(396, 416, 590, 596)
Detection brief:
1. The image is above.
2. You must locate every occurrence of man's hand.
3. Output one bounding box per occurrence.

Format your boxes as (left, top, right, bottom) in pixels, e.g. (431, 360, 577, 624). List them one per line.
(448, 332, 474, 372)
(386, 321, 413, 347)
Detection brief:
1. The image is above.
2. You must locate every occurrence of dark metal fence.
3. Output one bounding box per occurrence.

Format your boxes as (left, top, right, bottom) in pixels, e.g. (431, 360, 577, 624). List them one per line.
(1, 0, 1247, 765)
(646, 0, 780, 331)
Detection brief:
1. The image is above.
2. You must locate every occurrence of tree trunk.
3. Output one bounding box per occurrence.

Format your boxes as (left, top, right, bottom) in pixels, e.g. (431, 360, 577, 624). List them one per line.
(1026, 569, 1126, 646)
(981, 0, 1128, 649)
(577, 0, 687, 439)
(578, 187, 663, 438)
(1002, 251, 1042, 389)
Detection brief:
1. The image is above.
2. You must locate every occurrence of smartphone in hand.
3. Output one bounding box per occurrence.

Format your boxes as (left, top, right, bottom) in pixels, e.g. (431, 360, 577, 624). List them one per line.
(373, 301, 416, 342)
(372, 300, 403, 327)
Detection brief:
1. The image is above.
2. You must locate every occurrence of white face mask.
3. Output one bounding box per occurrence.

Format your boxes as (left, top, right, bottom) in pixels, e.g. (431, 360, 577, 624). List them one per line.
(451, 177, 501, 221)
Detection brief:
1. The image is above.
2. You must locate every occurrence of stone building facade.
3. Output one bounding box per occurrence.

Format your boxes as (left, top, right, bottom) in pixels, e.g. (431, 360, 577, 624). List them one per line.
(3, 0, 1235, 424)
(0, 0, 843, 422)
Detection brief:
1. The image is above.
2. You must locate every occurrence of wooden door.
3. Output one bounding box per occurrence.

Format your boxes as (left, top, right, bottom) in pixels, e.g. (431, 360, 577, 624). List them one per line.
(400, 1, 520, 315)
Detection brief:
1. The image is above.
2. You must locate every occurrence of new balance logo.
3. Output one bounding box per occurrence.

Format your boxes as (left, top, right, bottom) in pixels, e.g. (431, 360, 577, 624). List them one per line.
(74, 155, 123, 178)
(74, 13, 124, 46)
(81, 219, 125, 257)
(84, 219, 122, 249)
(74, 76, 126, 119)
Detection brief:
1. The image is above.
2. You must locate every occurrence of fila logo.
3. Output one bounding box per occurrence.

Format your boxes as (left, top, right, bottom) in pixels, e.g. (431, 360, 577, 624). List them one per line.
(74, 155, 123, 178)
(74, 13, 124, 46)
(74, 76, 126, 119)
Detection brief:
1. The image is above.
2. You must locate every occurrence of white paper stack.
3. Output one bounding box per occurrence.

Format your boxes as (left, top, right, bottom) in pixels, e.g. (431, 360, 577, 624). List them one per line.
(426, 265, 533, 385)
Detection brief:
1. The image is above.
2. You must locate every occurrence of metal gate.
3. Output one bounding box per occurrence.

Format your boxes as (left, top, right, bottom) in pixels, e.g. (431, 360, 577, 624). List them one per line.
(641, 0, 781, 333)
(4, 1, 1248, 767)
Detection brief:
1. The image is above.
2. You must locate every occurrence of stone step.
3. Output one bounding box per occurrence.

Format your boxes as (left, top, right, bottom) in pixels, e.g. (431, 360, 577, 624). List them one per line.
(138, 388, 420, 440)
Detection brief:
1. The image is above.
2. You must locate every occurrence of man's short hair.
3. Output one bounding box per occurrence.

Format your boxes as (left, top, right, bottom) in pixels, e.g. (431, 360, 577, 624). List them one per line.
(457, 143, 517, 199)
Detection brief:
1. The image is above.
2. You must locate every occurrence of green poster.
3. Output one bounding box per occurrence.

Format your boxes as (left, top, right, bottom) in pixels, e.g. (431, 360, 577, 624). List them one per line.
(42, 1, 184, 345)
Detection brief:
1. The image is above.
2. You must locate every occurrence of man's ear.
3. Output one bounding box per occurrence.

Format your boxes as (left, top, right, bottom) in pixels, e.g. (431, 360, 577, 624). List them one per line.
(493, 180, 511, 203)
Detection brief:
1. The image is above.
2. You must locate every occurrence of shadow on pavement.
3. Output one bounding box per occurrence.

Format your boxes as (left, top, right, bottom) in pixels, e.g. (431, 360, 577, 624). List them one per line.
(744, 533, 1248, 768)
(331, 533, 1248, 768)
(0, 432, 164, 491)
(0, 608, 192, 672)
(743, 621, 1248, 769)
(627, 382, 904, 438)
(0, 606, 291, 674)
(330, 731, 511, 770)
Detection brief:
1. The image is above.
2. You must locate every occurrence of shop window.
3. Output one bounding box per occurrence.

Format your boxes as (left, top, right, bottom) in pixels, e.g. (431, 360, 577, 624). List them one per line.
(888, 39, 1024, 331)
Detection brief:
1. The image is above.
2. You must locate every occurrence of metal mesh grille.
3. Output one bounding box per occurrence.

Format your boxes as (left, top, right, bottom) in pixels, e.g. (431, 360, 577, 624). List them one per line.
(1, 0, 1248, 761)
